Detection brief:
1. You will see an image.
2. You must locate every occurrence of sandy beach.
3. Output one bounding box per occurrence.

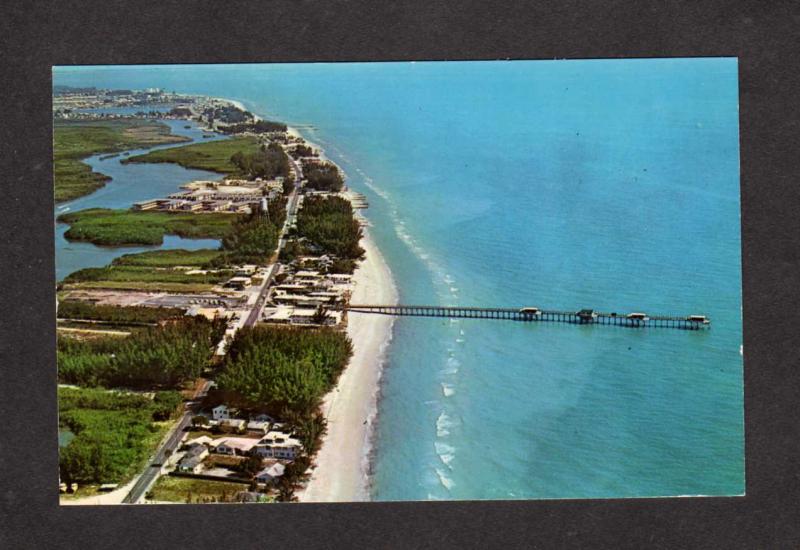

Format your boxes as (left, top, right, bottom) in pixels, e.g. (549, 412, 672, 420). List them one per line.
(299, 228, 398, 502)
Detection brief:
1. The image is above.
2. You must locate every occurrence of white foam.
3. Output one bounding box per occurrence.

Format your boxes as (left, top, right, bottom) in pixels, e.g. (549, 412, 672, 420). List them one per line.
(436, 411, 458, 437)
(455, 338, 465, 344)
(434, 441, 456, 468)
(441, 382, 455, 397)
(435, 468, 455, 491)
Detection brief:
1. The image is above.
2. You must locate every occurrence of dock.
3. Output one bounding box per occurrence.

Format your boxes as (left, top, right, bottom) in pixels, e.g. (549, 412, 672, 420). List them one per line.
(334, 305, 711, 330)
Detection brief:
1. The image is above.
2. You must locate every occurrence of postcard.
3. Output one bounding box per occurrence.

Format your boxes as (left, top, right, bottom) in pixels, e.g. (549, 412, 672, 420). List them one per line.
(53, 59, 742, 504)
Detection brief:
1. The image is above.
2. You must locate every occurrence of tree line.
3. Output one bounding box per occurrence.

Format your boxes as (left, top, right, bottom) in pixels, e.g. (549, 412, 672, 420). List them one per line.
(294, 195, 365, 263)
(58, 317, 226, 389)
(301, 160, 344, 192)
(215, 197, 287, 265)
(230, 142, 290, 180)
(57, 300, 185, 324)
(217, 326, 352, 418)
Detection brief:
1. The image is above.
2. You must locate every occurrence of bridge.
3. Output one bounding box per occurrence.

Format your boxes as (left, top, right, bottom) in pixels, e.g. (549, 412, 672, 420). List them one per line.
(333, 305, 711, 330)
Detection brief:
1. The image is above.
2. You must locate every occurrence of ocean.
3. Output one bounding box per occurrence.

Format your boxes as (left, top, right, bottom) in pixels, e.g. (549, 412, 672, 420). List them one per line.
(53, 58, 743, 500)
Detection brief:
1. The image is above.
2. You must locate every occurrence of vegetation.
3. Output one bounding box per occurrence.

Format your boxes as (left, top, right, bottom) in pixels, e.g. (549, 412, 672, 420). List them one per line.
(57, 208, 238, 246)
(112, 248, 223, 268)
(289, 144, 317, 159)
(54, 119, 191, 202)
(59, 281, 217, 293)
(124, 136, 261, 173)
(58, 387, 181, 485)
(57, 301, 185, 324)
(294, 196, 364, 263)
(214, 198, 287, 265)
(57, 317, 226, 389)
(221, 120, 288, 134)
(62, 265, 233, 286)
(148, 476, 258, 504)
(230, 142, 290, 180)
(302, 160, 344, 192)
(204, 105, 252, 124)
(217, 326, 352, 419)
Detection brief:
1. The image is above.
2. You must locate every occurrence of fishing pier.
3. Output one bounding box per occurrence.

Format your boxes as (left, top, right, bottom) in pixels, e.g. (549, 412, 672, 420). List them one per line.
(334, 305, 711, 330)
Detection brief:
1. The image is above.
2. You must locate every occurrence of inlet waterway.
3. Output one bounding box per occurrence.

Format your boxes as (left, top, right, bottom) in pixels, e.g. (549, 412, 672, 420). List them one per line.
(55, 117, 227, 281)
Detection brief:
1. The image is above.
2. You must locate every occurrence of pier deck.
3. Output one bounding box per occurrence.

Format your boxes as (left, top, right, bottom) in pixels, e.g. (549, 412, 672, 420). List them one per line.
(334, 305, 710, 330)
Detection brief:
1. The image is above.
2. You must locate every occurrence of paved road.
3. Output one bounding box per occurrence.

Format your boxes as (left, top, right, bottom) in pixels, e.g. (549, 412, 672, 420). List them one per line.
(124, 152, 305, 502)
(243, 155, 304, 327)
(122, 381, 210, 504)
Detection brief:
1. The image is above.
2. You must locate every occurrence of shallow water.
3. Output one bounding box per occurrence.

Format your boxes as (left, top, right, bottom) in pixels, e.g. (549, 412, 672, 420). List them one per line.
(55, 119, 226, 280)
(54, 59, 743, 500)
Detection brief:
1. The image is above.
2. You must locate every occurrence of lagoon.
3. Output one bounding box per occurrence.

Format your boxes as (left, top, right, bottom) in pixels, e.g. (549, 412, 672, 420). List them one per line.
(55, 119, 226, 281)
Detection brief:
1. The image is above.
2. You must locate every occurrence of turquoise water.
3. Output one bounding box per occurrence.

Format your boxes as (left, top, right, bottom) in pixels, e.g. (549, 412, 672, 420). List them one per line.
(54, 59, 743, 500)
(55, 119, 225, 281)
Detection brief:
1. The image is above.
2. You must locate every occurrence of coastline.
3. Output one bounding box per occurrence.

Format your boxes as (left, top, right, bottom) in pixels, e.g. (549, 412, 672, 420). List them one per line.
(298, 227, 398, 502)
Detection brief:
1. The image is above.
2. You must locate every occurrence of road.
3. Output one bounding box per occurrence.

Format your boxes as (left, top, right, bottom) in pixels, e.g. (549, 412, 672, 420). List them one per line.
(122, 380, 211, 504)
(243, 154, 304, 327)
(123, 151, 305, 502)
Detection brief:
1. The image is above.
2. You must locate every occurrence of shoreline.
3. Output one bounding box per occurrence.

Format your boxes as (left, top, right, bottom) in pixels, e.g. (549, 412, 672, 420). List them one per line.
(298, 227, 398, 502)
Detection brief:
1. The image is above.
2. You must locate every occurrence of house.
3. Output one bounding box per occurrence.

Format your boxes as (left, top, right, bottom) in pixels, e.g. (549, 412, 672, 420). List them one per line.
(219, 418, 246, 433)
(211, 405, 230, 421)
(184, 443, 210, 460)
(246, 420, 271, 435)
(255, 463, 285, 484)
(214, 437, 259, 456)
(177, 455, 205, 474)
(225, 276, 252, 290)
(185, 435, 214, 448)
(252, 431, 302, 460)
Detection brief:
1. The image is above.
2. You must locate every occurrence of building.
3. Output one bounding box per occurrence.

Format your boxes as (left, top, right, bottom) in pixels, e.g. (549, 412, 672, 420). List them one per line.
(219, 418, 246, 432)
(211, 405, 230, 421)
(214, 437, 259, 456)
(225, 276, 252, 290)
(252, 432, 302, 460)
(246, 420, 271, 435)
(177, 444, 209, 474)
(133, 198, 160, 211)
(255, 463, 285, 484)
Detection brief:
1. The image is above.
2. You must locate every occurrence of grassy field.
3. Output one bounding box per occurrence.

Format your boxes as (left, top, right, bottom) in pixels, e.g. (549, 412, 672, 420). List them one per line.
(59, 280, 217, 293)
(148, 476, 256, 504)
(124, 136, 261, 174)
(112, 248, 223, 268)
(54, 119, 191, 202)
(63, 265, 233, 285)
(58, 208, 239, 246)
(59, 265, 228, 293)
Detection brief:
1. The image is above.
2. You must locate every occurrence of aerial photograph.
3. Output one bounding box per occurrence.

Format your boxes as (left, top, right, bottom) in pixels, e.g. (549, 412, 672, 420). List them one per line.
(53, 59, 743, 504)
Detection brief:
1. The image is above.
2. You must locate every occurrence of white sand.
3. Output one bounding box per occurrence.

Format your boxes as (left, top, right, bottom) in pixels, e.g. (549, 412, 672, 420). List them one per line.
(298, 229, 398, 502)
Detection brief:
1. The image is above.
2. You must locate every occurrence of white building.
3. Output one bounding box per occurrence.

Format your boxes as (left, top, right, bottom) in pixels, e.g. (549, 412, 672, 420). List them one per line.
(255, 463, 286, 484)
(252, 431, 302, 460)
(212, 405, 230, 421)
(213, 437, 259, 456)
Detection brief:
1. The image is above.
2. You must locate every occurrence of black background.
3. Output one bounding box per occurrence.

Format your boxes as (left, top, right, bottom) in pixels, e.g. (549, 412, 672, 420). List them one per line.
(2, 1, 799, 548)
